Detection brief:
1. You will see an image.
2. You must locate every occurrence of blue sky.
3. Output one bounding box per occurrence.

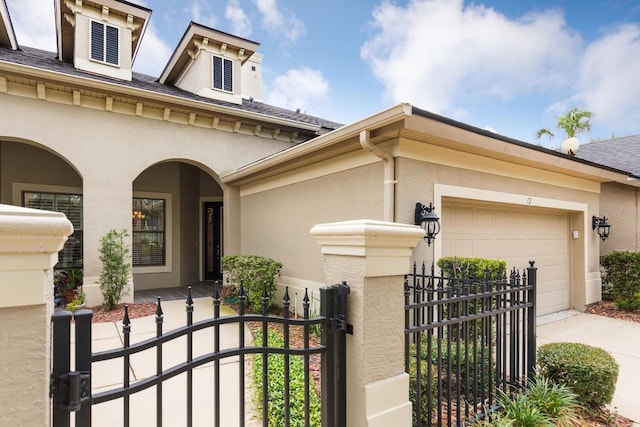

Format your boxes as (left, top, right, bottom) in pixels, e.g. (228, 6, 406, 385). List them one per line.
(6, 0, 640, 147)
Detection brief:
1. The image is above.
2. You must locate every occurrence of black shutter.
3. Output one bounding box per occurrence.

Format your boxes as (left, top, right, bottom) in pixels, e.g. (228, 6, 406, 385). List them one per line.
(105, 25, 119, 65)
(212, 56, 222, 89)
(91, 21, 104, 61)
(223, 58, 233, 92)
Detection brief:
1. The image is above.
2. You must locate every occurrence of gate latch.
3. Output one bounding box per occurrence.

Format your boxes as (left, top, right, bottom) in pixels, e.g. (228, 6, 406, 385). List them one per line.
(51, 371, 91, 412)
(332, 282, 353, 335)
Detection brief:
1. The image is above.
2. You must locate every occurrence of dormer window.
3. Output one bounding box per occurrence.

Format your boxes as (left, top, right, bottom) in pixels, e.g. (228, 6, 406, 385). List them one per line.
(91, 21, 119, 66)
(212, 55, 233, 92)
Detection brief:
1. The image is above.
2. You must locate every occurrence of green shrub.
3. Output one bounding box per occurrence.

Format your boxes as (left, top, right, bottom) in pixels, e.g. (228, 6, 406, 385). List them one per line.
(98, 229, 130, 310)
(497, 390, 554, 427)
(601, 250, 640, 309)
(222, 255, 282, 309)
(253, 329, 321, 426)
(437, 257, 507, 280)
(614, 291, 640, 312)
(537, 343, 618, 408)
(408, 343, 438, 426)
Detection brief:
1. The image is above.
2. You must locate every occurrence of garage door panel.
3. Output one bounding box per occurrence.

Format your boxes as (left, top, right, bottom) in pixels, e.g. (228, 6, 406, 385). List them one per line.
(442, 202, 570, 316)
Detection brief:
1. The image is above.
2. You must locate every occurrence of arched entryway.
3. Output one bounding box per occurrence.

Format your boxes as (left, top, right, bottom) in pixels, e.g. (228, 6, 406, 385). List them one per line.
(132, 160, 223, 292)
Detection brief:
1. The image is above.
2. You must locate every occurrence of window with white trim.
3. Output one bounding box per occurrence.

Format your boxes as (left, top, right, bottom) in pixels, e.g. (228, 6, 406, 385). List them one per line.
(212, 55, 233, 92)
(23, 191, 83, 268)
(91, 20, 119, 66)
(132, 198, 166, 266)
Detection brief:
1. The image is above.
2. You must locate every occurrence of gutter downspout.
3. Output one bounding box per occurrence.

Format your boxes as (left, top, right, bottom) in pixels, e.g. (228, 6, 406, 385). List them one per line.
(359, 129, 396, 222)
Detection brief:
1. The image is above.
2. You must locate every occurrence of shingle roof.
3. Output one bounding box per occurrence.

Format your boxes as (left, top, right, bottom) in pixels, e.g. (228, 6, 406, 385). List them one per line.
(577, 135, 640, 177)
(0, 45, 343, 132)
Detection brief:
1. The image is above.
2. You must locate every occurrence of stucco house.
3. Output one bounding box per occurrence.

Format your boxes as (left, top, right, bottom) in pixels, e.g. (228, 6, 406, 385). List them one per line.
(1, 0, 639, 316)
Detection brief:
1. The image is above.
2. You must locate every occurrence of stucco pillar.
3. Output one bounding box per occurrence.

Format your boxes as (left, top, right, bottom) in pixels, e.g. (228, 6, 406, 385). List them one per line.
(310, 219, 424, 427)
(0, 204, 73, 426)
(82, 176, 133, 306)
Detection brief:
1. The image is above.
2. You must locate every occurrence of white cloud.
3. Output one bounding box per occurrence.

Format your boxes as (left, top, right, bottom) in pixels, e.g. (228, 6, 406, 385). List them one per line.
(133, 24, 174, 77)
(361, 0, 581, 116)
(5, 0, 56, 51)
(574, 24, 640, 134)
(184, 0, 219, 28)
(225, 0, 252, 38)
(253, 0, 305, 42)
(266, 66, 330, 115)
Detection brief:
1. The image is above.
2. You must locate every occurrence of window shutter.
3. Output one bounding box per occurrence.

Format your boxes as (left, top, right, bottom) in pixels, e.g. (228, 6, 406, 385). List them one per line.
(223, 58, 233, 92)
(212, 56, 222, 89)
(91, 21, 104, 61)
(105, 26, 119, 65)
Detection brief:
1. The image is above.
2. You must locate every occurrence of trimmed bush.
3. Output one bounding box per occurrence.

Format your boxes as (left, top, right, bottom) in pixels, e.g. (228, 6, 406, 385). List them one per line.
(99, 229, 130, 310)
(537, 342, 618, 408)
(438, 256, 507, 280)
(222, 255, 282, 309)
(253, 329, 321, 426)
(601, 250, 640, 311)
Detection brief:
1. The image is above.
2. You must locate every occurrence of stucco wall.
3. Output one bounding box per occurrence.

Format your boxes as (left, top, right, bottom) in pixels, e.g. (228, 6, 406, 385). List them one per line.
(240, 161, 384, 289)
(599, 182, 640, 253)
(1, 92, 294, 303)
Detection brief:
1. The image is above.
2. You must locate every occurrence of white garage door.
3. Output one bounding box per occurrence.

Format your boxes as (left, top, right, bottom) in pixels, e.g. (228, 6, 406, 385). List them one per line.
(441, 200, 570, 316)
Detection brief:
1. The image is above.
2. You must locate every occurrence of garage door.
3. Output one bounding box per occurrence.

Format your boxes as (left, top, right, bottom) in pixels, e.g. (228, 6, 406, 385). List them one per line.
(441, 200, 570, 316)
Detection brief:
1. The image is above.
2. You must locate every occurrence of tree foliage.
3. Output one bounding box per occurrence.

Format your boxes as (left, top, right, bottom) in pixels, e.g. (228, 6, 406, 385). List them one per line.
(99, 229, 130, 310)
(536, 108, 593, 140)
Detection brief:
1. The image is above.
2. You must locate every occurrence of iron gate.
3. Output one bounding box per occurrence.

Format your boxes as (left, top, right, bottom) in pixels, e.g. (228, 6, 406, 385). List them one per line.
(50, 282, 349, 427)
(405, 261, 537, 426)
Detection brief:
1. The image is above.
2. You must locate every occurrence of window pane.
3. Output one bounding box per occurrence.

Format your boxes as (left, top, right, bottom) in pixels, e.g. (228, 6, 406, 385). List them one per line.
(23, 191, 83, 268)
(132, 198, 166, 266)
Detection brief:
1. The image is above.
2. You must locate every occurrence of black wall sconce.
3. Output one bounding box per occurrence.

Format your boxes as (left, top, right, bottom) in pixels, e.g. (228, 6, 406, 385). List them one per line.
(592, 215, 612, 241)
(415, 202, 441, 246)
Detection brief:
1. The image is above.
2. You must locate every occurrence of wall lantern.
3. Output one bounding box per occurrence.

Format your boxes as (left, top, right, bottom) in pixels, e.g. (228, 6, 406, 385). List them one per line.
(592, 215, 611, 241)
(415, 202, 441, 246)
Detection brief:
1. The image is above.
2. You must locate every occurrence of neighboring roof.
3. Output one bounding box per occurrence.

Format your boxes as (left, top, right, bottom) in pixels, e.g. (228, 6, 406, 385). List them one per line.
(0, 0, 18, 50)
(577, 135, 640, 177)
(0, 45, 342, 132)
(160, 22, 260, 85)
(54, 0, 151, 64)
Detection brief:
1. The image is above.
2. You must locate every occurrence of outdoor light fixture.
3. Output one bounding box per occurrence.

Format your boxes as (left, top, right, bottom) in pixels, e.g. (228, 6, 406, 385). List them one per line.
(415, 202, 441, 246)
(592, 215, 611, 241)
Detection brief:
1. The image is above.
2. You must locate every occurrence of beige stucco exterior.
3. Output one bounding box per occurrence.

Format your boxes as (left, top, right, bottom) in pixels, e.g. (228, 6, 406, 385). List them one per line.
(224, 105, 640, 315)
(0, 67, 309, 305)
(598, 182, 640, 253)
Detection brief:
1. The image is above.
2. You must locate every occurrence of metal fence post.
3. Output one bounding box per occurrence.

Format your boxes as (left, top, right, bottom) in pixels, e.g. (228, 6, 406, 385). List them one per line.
(51, 310, 73, 427)
(320, 285, 336, 427)
(526, 260, 537, 381)
(74, 309, 93, 426)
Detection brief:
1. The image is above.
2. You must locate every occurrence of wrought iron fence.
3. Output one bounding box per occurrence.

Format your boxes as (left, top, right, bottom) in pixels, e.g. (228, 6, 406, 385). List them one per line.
(405, 261, 537, 426)
(51, 282, 349, 427)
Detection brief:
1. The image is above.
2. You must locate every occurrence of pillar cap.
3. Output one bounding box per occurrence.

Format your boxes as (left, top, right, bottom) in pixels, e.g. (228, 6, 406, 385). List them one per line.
(0, 204, 73, 254)
(310, 219, 424, 276)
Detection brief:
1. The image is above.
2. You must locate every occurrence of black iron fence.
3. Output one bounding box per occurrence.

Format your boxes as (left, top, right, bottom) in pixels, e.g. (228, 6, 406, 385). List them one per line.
(50, 282, 349, 427)
(405, 261, 537, 426)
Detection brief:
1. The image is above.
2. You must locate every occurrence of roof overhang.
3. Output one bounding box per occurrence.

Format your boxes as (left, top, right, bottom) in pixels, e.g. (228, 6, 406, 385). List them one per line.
(221, 103, 640, 188)
(0, 0, 18, 50)
(55, 0, 151, 63)
(159, 22, 260, 85)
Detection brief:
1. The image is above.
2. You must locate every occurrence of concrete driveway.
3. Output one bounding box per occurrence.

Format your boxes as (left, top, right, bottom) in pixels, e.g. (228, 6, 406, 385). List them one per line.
(537, 311, 640, 425)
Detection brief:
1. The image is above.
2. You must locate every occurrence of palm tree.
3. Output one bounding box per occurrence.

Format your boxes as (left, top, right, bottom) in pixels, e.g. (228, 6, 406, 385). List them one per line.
(536, 108, 593, 140)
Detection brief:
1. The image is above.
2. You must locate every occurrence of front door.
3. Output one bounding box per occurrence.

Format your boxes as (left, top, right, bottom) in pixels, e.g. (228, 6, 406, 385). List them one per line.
(203, 202, 223, 281)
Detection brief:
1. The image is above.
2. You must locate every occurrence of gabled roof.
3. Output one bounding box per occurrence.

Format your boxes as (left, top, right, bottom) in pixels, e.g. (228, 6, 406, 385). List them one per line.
(0, 0, 18, 50)
(0, 45, 342, 132)
(159, 22, 260, 85)
(577, 135, 640, 177)
(54, 0, 151, 63)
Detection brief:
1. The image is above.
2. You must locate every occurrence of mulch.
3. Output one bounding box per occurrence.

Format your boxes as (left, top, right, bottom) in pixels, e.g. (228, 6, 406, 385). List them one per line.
(585, 300, 640, 323)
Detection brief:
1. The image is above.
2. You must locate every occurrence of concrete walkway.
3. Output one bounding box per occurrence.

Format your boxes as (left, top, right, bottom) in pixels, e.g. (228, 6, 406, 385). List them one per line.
(537, 311, 640, 425)
(88, 297, 260, 426)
